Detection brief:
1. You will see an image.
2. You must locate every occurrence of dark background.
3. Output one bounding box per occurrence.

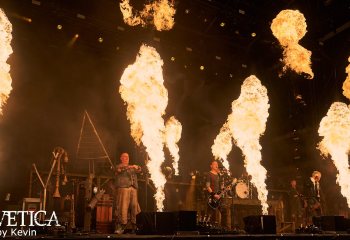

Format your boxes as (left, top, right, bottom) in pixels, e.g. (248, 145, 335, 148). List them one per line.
(0, 0, 349, 214)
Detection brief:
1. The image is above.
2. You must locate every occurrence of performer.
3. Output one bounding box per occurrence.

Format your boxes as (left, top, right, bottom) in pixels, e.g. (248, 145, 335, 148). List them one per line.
(288, 179, 304, 227)
(114, 152, 141, 234)
(205, 160, 230, 229)
(304, 170, 323, 224)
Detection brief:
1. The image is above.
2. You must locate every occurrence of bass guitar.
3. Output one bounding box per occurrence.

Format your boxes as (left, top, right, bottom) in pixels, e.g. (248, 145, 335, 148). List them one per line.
(207, 178, 237, 209)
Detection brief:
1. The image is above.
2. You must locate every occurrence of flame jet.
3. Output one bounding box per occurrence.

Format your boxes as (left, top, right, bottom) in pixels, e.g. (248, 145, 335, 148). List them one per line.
(318, 102, 350, 207)
(119, 44, 168, 211)
(0, 9, 13, 115)
(342, 57, 350, 100)
(228, 75, 270, 214)
(120, 0, 175, 31)
(271, 9, 314, 79)
(211, 122, 232, 170)
(165, 116, 182, 175)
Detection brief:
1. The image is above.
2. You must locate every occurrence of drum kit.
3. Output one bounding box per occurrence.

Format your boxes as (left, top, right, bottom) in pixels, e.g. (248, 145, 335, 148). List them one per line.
(221, 171, 254, 200)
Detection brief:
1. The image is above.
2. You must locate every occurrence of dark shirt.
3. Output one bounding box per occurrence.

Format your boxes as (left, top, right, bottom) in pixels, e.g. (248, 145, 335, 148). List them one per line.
(206, 172, 221, 193)
(115, 164, 139, 189)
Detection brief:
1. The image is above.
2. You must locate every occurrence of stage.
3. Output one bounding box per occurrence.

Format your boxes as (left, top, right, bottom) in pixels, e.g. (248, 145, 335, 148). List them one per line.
(8, 233, 350, 240)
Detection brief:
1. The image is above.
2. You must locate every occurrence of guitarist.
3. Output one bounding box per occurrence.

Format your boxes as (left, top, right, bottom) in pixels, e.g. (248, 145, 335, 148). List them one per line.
(205, 160, 229, 229)
(303, 170, 323, 225)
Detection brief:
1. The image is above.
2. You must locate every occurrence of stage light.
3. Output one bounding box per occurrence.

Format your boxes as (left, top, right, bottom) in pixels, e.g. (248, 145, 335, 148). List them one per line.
(238, 9, 245, 15)
(74, 34, 79, 38)
(220, 22, 225, 27)
(200, 65, 204, 70)
(26, 18, 32, 23)
(57, 24, 62, 30)
(116, 46, 120, 51)
(117, 26, 125, 31)
(76, 13, 86, 20)
(185, 47, 192, 52)
(251, 32, 256, 37)
(170, 57, 175, 61)
(235, 30, 239, 35)
(215, 56, 221, 60)
(98, 37, 103, 43)
(185, 9, 190, 14)
(241, 64, 247, 68)
(31, 0, 41, 6)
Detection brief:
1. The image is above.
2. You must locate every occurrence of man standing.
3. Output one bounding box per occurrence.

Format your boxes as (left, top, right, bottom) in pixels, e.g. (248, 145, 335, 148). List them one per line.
(205, 160, 229, 230)
(288, 179, 304, 227)
(114, 152, 141, 234)
(304, 171, 323, 224)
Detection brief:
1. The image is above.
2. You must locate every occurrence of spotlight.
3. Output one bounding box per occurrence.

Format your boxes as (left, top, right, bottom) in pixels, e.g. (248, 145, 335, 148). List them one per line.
(57, 24, 62, 30)
(26, 18, 32, 23)
(170, 57, 175, 61)
(185, 9, 190, 14)
(200, 65, 205, 70)
(98, 37, 103, 43)
(251, 32, 256, 37)
(220, 22, 225, 27)
(74, 34, 79, 38)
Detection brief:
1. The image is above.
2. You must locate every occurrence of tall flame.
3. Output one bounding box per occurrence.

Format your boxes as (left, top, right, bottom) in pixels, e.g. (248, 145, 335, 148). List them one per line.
(342, 57, 350, 100)
(211, 122, 232, 170)
(0, 9, 13, 115)
(318, 102, 350, 207)
(119, 44, 168, 211)
(228, 75, 270, 214)
(120, 0, 175, 31)
(165, 116, 182, 175)
(271, 9, 313, 79)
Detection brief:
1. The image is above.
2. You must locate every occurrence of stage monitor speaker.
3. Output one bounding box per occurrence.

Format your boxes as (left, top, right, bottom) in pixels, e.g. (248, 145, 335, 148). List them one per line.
(232, 203, 262, 229)
(136, 212, 176, 235)
(243, 215, 276, 234)
(313, 216, 346, 232)
(176, 211, 197, 231)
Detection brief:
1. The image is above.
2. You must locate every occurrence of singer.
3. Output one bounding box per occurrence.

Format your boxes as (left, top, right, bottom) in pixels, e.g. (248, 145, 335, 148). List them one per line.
(114, 152, 141, 234)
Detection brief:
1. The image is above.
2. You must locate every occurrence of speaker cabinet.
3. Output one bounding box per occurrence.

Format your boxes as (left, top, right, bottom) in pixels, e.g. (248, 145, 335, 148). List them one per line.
(232, 203, 262, 229)
(136, 212, 176, 235)
(243, 215, 276, 234)
(313, 216, 346, 232)
(176, 211, 197, 231)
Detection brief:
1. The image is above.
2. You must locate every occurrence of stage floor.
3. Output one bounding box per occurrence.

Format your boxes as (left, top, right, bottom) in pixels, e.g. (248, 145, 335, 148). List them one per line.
(12, 233, 350, 240)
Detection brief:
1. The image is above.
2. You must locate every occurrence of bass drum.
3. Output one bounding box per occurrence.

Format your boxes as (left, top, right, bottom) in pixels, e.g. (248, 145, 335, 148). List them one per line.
(235, 181, 249, 199)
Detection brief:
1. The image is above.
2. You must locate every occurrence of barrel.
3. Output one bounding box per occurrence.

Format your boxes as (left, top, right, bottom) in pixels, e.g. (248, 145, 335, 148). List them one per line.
(96, 194, 114, 233)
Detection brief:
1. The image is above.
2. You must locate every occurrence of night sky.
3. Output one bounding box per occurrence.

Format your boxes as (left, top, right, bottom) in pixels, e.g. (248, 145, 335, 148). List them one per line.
(0, 0, 349, 213)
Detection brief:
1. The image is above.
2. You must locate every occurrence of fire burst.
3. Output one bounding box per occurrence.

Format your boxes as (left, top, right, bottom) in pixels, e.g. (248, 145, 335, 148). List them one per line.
(165, 116, 182, 175)
(229, 75, 270, 214)
(342, 57, 350, 100)
(318, 102, 350, 207)
(271, 9, 314, 79)
(211, 122, 232, 170)
(119, 44, 168, 211)
(120, 0, 175, 31)
(0, 9, 13, 115)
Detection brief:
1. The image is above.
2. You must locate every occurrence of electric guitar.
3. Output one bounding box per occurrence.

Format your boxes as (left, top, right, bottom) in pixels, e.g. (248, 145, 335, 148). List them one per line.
(207, 178, 237, 209)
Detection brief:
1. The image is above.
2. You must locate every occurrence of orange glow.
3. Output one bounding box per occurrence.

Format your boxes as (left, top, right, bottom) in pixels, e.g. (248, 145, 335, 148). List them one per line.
(271, 10, 313, 79)
(228, 75, 270, 214)
(165, 116, 182, 175)
(318, 102, 350, 207)
(0, 8, 13, 115)
(119, 44, 168, 211)
(120, 0, 175, 31)
(342, 57, 350, 100)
